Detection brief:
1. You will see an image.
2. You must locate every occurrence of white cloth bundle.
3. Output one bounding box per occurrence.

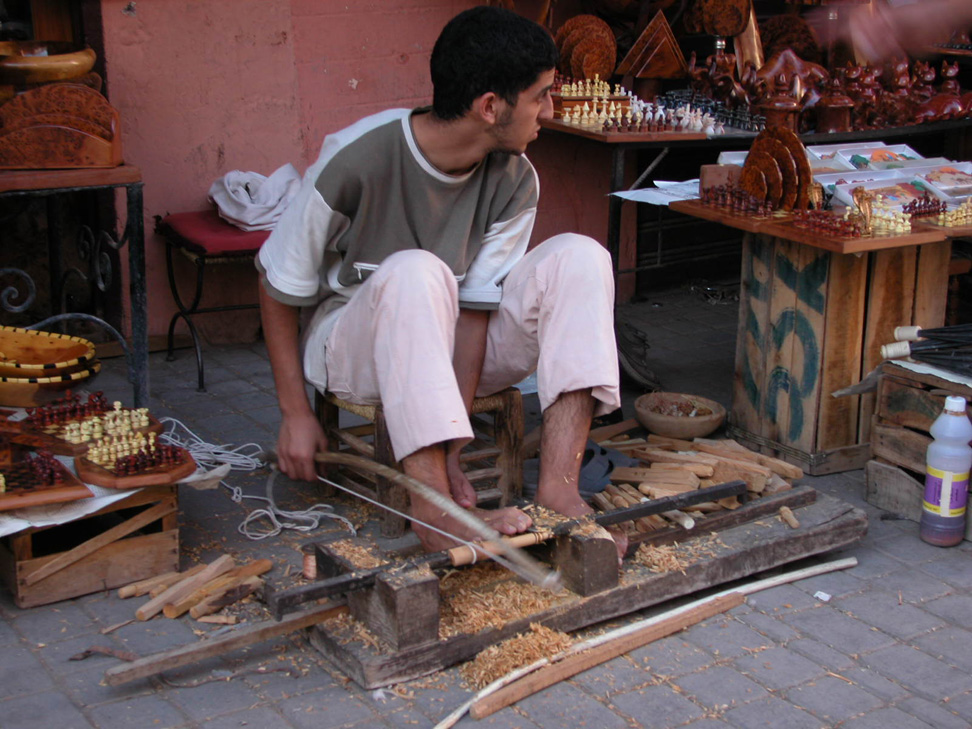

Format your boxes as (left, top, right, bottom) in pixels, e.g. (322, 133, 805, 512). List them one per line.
(208, 163, 301, 231)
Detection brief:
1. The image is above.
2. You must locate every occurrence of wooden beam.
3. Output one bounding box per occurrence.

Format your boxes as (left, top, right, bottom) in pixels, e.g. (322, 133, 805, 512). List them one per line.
(104, 601, 349, 686)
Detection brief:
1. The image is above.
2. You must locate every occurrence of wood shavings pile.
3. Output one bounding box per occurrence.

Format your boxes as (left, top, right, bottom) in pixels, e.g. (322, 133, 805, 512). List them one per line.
(439, 573, 568, 638)
(460, 622, 574, 690)
(522, 503, 573, 531)
(328, 539, 387, 570)
(323, 611, 385, 651)
(633, 533, 727, 574)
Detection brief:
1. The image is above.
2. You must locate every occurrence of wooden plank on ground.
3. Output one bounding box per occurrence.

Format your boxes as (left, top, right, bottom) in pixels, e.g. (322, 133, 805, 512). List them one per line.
(104, 601, 349, 686)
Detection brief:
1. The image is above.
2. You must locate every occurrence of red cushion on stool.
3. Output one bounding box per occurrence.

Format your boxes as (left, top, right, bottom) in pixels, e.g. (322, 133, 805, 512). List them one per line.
(160, 209, 270, 256)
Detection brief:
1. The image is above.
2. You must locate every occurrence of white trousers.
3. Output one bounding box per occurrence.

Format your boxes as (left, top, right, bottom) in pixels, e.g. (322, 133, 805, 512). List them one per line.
(322, 233, 621, 460)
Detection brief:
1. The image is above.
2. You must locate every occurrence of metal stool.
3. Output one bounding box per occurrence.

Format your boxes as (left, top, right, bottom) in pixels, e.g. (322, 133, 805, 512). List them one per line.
(316, 387, 524, 538)
(157, 210, 269, 391)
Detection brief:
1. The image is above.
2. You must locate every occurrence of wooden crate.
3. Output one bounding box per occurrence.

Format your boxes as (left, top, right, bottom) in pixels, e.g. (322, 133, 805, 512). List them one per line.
(0, 484, 179, 608)
(729, 233, 951, 475)
(866, 363, 972, 541)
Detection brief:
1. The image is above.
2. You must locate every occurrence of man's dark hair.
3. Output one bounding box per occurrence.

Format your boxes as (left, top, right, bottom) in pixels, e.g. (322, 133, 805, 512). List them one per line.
(430, 6, 558, 121)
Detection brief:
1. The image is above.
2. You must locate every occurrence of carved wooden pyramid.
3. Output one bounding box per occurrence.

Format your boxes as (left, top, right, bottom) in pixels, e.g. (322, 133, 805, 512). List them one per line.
(616, 11, 687, 79)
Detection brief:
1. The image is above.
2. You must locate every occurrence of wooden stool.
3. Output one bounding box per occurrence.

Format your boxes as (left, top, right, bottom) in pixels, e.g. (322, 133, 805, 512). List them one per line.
(315, 388, 524, 538)
(157, 209, 270, 391)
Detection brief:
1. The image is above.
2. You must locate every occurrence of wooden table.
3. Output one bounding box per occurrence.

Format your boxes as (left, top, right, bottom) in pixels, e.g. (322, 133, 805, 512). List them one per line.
(539, 118, 972, 294)
(0, 167, 148, 406)
(672, 201, 951, 475)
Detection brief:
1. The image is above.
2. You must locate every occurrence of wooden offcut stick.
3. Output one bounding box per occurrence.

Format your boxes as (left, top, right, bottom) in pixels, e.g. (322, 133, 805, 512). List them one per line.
(197, 614, 238, 625)
(163, 560, 273, 618)
(189, 576, 263, 619)
(136, 555, 235, 621)
(105, 601, 348, 686)
(469, 592, 745, 719)
(779, 506, 800, 529)
(118, 565, 206, 599)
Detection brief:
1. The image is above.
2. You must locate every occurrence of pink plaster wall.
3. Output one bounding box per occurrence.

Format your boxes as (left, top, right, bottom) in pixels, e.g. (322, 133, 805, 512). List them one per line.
(97, 0, 626, 340)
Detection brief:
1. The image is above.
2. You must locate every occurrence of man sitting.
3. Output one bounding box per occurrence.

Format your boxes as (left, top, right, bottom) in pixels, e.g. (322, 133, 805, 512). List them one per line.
(257, 6, 622, 556)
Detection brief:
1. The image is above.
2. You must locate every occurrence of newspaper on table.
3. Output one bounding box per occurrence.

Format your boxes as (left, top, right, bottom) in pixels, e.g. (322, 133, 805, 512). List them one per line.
(610, 179, 700, 205)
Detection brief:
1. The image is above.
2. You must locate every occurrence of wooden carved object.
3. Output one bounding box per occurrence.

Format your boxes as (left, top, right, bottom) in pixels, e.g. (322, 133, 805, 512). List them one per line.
(616, 10, 686, 79)
(0, 83, 122, 169)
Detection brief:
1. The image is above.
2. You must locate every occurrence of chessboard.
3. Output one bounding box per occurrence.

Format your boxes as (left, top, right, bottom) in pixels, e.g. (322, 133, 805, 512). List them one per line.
(75, 444, 196, 489)
(0, 452, 91, 511)
(2, 394, 164, 457)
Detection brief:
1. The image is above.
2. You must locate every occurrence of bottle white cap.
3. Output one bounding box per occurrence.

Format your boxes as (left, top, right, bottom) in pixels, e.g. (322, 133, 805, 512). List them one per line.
(944, 395, 967, 413)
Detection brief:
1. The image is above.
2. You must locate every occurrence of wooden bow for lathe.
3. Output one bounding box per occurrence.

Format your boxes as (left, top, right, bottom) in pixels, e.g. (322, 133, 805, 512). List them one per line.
(310, 451, 561, 592)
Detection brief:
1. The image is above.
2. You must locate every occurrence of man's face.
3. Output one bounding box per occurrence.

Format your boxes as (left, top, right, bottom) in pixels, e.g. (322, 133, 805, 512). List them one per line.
(488, 68, 555, 155)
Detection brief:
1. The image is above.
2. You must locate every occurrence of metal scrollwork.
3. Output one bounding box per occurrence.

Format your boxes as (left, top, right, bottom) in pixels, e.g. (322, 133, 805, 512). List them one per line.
(0, 267, 36, 313)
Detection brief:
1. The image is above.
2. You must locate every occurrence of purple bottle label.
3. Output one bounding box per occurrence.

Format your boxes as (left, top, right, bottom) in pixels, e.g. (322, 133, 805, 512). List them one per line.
(922, 466, 969, 517)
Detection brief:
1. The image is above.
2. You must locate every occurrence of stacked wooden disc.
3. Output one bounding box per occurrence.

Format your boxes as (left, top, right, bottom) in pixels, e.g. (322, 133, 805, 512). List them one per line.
(0, 327, 101, 407)
(738, 127, 813, 212)
(554, 14, 617, 81)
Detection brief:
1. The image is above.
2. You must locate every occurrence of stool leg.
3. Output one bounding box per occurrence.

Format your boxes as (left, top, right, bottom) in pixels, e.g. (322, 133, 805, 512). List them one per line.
(374, 409, 408, 538)
(313, 391, 336, 497)
(493, 389, 524, 504)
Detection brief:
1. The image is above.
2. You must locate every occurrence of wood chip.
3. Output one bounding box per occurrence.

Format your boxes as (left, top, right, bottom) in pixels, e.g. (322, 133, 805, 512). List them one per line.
(460, 623, 573, 690)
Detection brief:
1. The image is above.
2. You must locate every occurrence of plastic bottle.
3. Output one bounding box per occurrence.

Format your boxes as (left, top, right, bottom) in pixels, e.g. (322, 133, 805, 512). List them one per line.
(920, 395, 972, 547)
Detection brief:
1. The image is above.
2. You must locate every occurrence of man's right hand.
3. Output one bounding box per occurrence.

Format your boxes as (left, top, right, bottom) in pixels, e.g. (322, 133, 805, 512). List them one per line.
(276, 412, 329, 482)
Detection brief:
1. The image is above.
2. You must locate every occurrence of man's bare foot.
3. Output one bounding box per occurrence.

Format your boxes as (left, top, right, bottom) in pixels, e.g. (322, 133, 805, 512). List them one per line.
(411, 503, 533, 553)
(446, 458, 477, 509)
(536, 492, 628, 565)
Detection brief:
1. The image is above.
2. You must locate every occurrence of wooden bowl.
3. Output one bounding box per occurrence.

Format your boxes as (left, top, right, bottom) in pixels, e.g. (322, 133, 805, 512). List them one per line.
(0, 326, 96, 378)
(634, 392, 726, 439)
(0, 41, 96, 85)
(0, 361, 101, 408)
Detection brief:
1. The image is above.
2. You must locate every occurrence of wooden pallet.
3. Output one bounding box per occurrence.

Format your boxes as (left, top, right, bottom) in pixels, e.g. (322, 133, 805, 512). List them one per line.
(308, 486, 866, 688)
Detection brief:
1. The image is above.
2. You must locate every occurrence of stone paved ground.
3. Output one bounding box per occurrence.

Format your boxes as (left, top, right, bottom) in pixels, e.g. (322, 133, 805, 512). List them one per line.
(2, 284, 970, 729)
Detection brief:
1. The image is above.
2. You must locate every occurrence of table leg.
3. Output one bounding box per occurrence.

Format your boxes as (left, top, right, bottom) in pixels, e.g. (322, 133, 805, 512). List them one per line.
(126, 183, 149, 406)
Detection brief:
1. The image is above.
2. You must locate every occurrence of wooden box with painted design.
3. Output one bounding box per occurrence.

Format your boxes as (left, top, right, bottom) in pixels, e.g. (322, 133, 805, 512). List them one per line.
(728, 233, 951, 476)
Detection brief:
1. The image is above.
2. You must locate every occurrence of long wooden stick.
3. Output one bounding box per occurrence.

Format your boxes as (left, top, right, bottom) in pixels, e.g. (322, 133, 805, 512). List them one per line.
(25, 501, 176, 586)
(104, 601, 348, 686)
(470, 592, 745, 719)
(436, 556, 859, 728)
